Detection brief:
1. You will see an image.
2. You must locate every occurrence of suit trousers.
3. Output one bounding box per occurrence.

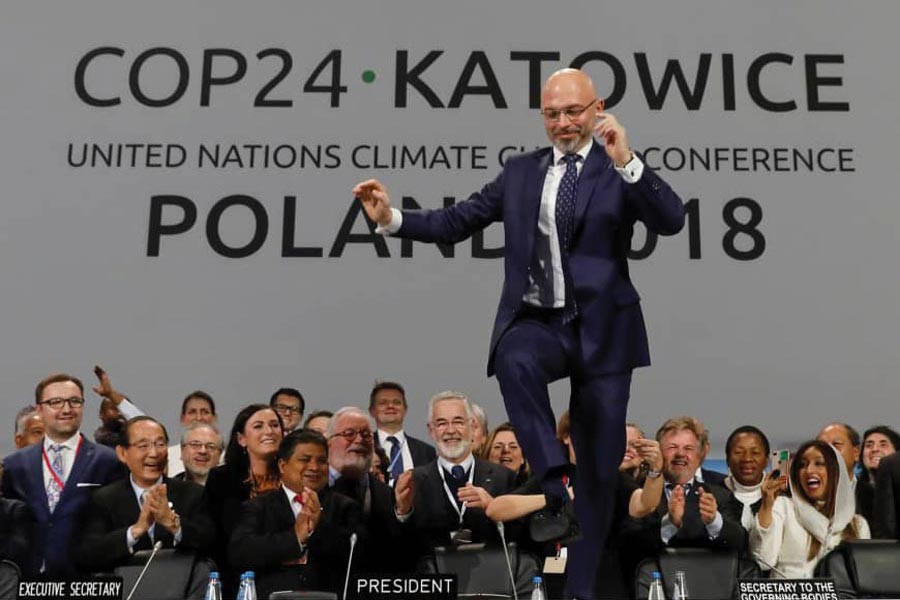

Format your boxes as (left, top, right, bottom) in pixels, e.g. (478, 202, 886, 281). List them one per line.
(494, 306, 631, 599)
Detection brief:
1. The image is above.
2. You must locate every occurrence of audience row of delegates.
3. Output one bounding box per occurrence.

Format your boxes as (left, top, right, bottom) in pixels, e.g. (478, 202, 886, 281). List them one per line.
(2, 371, 900, 598)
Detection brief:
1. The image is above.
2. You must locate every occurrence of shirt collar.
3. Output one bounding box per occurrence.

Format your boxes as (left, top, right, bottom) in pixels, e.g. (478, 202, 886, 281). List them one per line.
(551, 138, 593, 166)
(129, 474, 163, 504)
(437, 452, 475, 476)
(283, 483, 302, 505)
(379, 429, 406, 445)
(43, 431, 81, 451)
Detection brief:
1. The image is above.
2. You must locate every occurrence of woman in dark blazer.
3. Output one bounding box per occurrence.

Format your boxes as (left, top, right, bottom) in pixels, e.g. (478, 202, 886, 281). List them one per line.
(204, 404, 284, 594)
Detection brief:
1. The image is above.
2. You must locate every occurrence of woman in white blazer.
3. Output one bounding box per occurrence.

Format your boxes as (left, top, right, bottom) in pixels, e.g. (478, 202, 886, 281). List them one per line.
(750, 439, 870, 578)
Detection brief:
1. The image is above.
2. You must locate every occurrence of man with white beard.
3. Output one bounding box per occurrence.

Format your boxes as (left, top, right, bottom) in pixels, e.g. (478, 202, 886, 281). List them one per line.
(395, 391, 519, 560)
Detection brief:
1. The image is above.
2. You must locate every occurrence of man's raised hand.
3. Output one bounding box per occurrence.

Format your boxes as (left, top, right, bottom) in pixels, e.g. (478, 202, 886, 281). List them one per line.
(352, 179, 393, 227)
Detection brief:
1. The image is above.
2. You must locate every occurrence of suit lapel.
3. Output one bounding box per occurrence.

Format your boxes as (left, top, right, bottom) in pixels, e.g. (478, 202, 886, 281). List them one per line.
(521, 151, 553, 261)
(57, 435, 92, 508)
(26, 443, 51, 520)
(573, 142, 610, 229)
(472, 460, 496, 495)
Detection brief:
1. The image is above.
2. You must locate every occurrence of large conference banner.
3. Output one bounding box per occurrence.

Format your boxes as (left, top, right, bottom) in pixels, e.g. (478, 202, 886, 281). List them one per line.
(1, 1, 897, 457)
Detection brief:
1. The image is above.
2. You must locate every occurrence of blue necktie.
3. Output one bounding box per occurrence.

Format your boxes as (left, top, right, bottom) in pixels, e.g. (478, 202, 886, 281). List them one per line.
(386, 435, 403, 482)
(555, 154, 579, 253)
(555, 154, 580, 321)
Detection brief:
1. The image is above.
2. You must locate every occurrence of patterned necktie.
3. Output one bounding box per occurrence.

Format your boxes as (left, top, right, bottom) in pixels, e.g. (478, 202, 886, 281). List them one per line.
(46, 444, 65, 512)
(555, 154, 580, 253)
(555, 154, 580, 322)
(386, 435, 403, 482)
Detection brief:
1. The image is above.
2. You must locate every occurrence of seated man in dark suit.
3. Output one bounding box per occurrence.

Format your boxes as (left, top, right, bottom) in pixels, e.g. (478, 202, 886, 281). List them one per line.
(77, 416, 214, 572)
(1, 373, 125, 576)
(369, 381, 436, 485)
(327, 406, 416, 574)
(621, 417, 746, 561)
(230, 429, 363, 599)
(395, 391, 519, 561)
(0, 497, 32, 571)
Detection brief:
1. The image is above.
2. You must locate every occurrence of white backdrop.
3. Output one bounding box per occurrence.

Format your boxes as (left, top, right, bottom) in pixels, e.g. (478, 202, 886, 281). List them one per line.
(2, 1, 898, 458)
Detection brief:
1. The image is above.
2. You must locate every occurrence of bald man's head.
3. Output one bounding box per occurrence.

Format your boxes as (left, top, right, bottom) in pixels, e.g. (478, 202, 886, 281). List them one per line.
(540, 69, 603, 153)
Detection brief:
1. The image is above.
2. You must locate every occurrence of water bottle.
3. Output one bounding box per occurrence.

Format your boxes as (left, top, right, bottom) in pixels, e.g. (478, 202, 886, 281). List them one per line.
(672, 570, 689, 600)
(204, 571, 223, 600)
(236, 572, 248, 600)
(647, 571, 665, 600)
(244, 571, 258, 600)
(530, 575, 546, 600)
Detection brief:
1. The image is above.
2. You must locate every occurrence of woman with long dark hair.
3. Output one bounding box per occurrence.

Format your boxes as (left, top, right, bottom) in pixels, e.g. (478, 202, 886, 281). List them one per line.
(751, 439, 870, 578)
(204, 404, 284, 593)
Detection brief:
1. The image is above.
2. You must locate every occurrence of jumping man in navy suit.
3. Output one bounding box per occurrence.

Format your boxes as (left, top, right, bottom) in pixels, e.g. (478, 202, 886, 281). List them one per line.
(354, 68, 685, 598)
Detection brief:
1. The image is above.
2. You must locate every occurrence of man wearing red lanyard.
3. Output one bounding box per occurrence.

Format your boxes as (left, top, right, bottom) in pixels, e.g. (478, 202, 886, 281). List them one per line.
(0, 373, 124, 577)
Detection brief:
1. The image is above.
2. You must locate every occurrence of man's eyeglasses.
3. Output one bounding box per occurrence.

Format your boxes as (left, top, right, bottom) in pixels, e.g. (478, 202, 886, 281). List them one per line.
(130, 440, 168, 452)
(183, 441, 220, 452)
(540, 99, 597, 122)
(432, 418, 468, 431)
(39, 397, 85, 409)
(273, 404, 301, 415)
(330, 428, 373, 442)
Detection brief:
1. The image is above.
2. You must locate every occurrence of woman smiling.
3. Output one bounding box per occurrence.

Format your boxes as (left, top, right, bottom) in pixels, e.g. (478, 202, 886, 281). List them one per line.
(750, 440, 870, 578)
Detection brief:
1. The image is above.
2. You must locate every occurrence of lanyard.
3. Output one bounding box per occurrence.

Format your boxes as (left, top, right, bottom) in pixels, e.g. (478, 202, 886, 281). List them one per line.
(42, 435, 83, 490)
(437, 463, 471, 524)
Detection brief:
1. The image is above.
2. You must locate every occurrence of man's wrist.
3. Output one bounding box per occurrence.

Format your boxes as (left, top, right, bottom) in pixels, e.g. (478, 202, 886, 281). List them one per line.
(616, 150, 635, 168)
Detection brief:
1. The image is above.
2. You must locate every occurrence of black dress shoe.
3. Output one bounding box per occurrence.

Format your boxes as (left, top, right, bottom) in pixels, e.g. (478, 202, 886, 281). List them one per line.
(529, 503, 582, 544)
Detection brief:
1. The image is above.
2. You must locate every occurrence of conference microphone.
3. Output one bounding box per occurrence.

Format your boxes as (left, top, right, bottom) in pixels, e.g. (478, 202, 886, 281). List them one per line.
(342, 532, 358, 600)
(496, 522, 518, 600)
(751, 552, 790, 579)
(126, 540, 164, 600)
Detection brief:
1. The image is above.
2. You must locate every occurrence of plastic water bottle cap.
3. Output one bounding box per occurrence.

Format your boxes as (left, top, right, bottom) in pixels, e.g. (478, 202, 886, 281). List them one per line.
(652, 571, 662, 579)
(209, 572, 219, 578)
(532, 576, 542, 584)
(245, 571, 255, 578)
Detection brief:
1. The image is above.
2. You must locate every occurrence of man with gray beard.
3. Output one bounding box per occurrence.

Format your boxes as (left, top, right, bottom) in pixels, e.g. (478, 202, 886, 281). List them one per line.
(176, 423, 223, 486)
(327, 407, 416, 574)
(395, 391, 518, 559)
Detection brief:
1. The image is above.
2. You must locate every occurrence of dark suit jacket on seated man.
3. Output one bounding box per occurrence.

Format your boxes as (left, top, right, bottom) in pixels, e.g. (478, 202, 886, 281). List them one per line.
(327, 406, 418, 574)
(77, 417, 214, 572)
(621, 418, 746, 560)
(354, 68, 684, 600)
(0, 374, 125, 576)
(230, 429, 363, 599)
(395, 392, 520, 561)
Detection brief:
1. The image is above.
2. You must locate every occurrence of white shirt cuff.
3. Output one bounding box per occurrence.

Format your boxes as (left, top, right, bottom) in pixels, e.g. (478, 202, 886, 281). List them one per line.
(705, 511, 724, 539)
(660, 513, 678, 544)
(118, 398, 144, 420)
(375, 209, 403, 235)
(615, 153, 644, 183)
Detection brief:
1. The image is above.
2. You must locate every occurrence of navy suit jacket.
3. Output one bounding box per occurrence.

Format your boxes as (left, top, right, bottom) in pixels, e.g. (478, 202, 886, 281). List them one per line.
(398, 142, 685, 377)
(0, 434, 125, 576)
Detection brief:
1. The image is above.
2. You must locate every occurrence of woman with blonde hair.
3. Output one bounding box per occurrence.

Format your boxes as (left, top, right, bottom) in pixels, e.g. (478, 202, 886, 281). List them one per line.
(751, 439, 870, 578)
